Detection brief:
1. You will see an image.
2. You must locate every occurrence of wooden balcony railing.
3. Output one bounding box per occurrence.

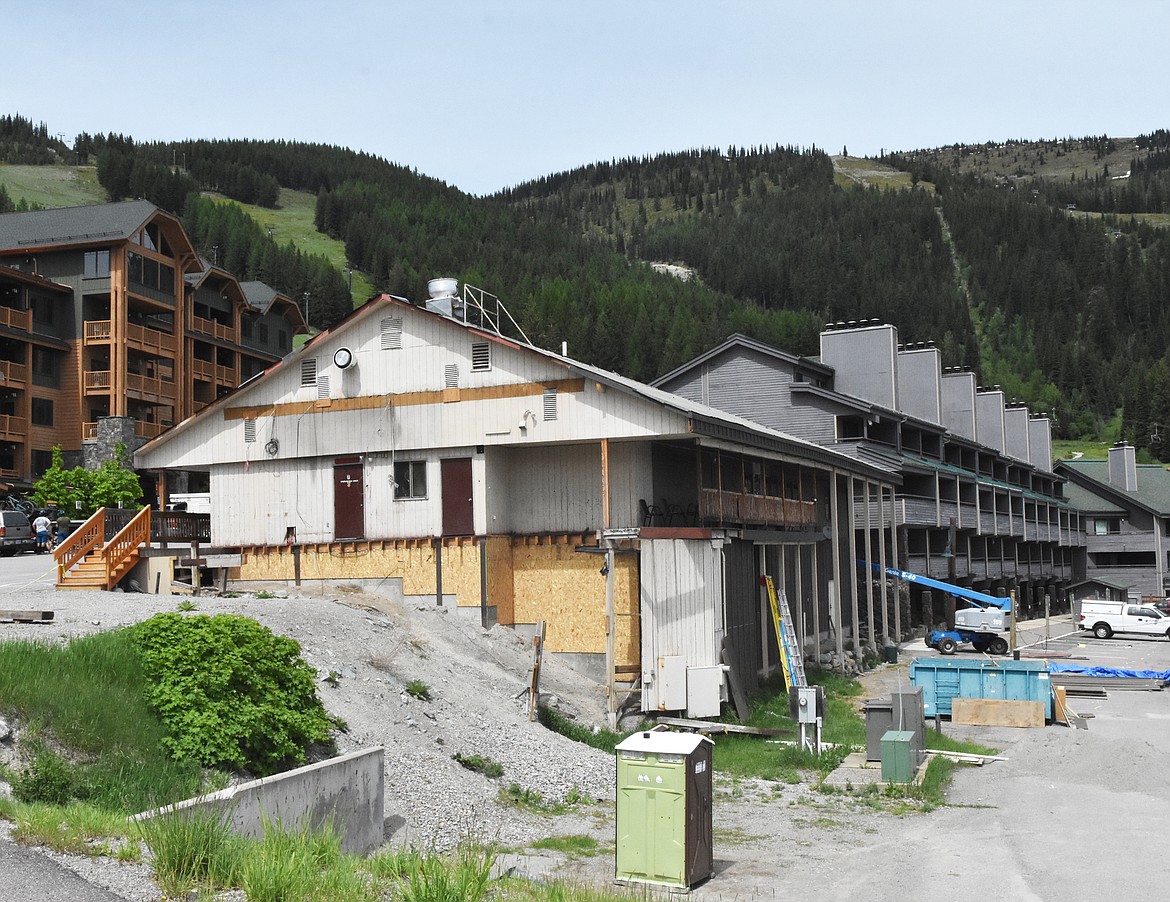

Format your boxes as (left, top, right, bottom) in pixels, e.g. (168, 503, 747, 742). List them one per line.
(192, 315, 235, 341)
(127, 322, 176, 355)
(134, 420, 171, 439)
(191, 358, 214, 380)
(698, 487, 819, 530)
(84, 370, 112, 391)
(215, 363, 237, 386)
(0, 307, 31, 331)
(85, 320, 112, 343)
(0, 414, 26, 439)
(0, 359, 28, 387)
(126, 372, 177, 403)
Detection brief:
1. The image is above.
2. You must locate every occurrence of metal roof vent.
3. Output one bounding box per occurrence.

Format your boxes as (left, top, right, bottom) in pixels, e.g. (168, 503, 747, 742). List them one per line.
(426, 277, 464, 319)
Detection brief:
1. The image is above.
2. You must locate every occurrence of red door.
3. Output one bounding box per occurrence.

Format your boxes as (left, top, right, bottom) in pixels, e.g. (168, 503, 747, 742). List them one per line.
(333, 459, 365, 540)
(441, 458, 474, 536)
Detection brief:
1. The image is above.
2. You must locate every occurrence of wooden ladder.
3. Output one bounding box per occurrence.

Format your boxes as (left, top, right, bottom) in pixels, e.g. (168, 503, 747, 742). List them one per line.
(762, 575, 806, 690)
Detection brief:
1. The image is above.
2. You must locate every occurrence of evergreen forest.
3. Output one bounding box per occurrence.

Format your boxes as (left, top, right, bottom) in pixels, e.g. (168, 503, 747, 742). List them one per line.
(3, 113, 1170, 458)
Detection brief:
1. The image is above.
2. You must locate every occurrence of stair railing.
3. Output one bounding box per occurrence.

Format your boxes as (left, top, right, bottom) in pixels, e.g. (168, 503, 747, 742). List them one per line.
(102, 507, 151, 588)
(54, 509, 105, 582)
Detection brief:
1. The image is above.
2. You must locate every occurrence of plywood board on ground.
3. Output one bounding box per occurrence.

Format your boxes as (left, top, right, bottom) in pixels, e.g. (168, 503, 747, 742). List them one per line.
(951, 698, 1044, 728)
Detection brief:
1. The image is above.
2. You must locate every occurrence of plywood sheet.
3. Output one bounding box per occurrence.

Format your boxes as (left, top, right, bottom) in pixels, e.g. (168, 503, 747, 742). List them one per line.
(951, 697, 1044, 728)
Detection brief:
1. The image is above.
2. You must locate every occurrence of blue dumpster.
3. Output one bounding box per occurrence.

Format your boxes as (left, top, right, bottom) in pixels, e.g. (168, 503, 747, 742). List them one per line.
(910, 657, 1051, 720)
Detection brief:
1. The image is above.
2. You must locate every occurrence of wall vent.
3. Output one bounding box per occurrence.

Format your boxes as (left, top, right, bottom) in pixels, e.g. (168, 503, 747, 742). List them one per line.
(317, 375, 330, 400)
(381, 316, 403, 350)
(244, 418, 256, 442)
(543, 387, 558, 421)
(300, 357, 317, 386)
(471, 341, 491, 371)
(445, 364, 459, 388)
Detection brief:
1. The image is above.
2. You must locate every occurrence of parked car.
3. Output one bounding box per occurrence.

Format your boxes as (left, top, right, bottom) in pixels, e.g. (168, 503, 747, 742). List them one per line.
(1077, 598, 1170, 640)
(0, 510, 36, 556)
(1152, 599, 1170, 617)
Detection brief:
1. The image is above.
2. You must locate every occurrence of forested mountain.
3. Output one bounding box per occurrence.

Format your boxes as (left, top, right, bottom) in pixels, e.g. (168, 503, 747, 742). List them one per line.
(3, 114, 1170, 458)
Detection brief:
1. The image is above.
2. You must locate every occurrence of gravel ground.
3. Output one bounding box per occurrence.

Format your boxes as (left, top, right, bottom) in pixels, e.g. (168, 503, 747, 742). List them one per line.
(3, 582, 1170, 902)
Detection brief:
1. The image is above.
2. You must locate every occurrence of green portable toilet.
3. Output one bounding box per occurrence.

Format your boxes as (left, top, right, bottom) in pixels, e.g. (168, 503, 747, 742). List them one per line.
(615, 730, 713, 891)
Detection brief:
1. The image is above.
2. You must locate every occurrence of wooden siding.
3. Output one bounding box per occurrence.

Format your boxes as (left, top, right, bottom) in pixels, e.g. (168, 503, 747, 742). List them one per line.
(638, 538, 724, 712)
(138, 306, 693, 473)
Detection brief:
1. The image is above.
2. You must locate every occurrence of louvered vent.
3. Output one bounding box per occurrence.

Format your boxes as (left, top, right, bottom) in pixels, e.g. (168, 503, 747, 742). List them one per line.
(317, 375, 330, 399)
(471, 341, 491, 371)
(381, 316, 403, 350)
(244, 418, 256, 442)
(300, 357, 317, 386)
(445, 364, 459, 388)
(543, 387, 557, 421)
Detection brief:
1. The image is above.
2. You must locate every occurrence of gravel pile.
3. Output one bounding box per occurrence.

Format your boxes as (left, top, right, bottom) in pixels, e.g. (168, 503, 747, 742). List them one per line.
(0, 583, 619, 899)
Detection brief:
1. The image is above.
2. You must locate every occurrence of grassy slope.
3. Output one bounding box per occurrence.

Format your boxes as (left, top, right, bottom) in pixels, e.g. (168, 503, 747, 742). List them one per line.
(0, 163, 106, 208)
(0, 165, 371, 310)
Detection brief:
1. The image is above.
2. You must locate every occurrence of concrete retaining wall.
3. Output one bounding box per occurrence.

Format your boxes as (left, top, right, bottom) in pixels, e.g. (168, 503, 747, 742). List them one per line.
(136, 746, 384, 854)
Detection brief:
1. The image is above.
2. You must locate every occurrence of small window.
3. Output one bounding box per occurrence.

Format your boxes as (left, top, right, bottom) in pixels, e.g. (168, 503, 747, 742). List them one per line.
(258, 322, 269, 343)
(301, 358, 317, 386)
(471, 341, 491, 371)
(394, 460, 427, 499)
(381, 316, 403, 350)
(244, 419, 256, 442)
(445, 364, 459, 388)
(543, 387, 557, 421)
(84, 250, 110, 278)
(31, 397, 54, 426)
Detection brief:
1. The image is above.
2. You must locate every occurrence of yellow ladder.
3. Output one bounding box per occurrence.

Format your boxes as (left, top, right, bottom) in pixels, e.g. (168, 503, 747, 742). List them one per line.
(762, 575, 806, 690)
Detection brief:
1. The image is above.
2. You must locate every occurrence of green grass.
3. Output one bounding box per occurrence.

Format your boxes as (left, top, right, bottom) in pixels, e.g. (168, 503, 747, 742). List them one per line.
(0, 630, 208, 812)
(536, 705, 627, 753)
(528, 834, 603, 856)
(229, 187, 376, 307)
(0, 163, 107, 209)
(453, 752, 504, 779)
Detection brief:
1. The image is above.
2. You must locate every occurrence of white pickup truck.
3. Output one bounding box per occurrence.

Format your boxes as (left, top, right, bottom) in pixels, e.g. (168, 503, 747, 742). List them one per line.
(1078, 599, 1170, 640)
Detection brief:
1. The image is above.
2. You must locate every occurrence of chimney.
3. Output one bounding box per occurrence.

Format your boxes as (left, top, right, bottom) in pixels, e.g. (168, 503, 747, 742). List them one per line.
(820, 323, 899, 408)
(1108, 443, 1138, 492)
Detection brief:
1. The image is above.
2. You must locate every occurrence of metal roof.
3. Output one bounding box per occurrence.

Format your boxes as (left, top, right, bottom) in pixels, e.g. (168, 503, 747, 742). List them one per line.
(1057, 460, 1170, 516)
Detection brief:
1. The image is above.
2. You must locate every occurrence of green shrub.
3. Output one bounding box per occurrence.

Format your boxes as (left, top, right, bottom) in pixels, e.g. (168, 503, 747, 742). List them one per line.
(405, 679, 432, 701)
(452, 752, 504, 779)
(11, 747, 79, 806)
(131, 613, 336, 775)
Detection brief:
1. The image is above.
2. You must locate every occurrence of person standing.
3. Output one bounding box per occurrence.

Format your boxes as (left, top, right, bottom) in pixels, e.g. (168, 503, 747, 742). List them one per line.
(32, 512, 51, 552)
(56, 510, 72, 546)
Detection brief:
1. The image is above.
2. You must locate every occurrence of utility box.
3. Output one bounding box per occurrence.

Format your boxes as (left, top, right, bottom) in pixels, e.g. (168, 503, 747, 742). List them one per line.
(615, 731, 713, 891)
(880, 730, 916, 783)
(863, 687, 924, 762)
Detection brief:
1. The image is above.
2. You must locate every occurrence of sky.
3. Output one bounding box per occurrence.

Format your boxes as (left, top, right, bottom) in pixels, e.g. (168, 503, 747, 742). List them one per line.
(5, 1, 1169, 196)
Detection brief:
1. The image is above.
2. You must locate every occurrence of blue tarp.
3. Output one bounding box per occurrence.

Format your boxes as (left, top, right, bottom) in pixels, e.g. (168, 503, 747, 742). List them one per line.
(1048, 664, 1170, 681)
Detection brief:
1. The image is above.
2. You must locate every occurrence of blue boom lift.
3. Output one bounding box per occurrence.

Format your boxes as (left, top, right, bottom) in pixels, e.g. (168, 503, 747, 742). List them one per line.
(864, 563, 1012, 655)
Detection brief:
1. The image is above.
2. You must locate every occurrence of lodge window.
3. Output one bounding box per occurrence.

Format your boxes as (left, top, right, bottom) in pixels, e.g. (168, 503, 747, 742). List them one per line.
(258, 322, 269, 343)
(394, 460, 427, 500)
(31, 397, 53, 426)
(241, 317, 254, 338)
(84, 250, 110, 278)
(31, 347, 59, 388)
(1092, 518, 1121, 535)
(31, 449, 53, 477)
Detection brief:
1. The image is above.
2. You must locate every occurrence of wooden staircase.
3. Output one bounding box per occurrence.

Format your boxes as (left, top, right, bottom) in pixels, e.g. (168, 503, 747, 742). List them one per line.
(54, 507, 151, 591)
